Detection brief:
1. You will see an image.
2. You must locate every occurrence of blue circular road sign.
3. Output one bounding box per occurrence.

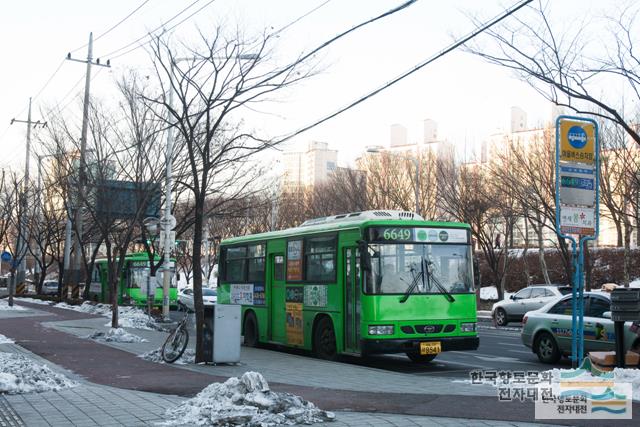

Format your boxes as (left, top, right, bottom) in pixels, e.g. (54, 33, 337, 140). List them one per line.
(1, 251, 11, 262)
(567, 126, 587, 149)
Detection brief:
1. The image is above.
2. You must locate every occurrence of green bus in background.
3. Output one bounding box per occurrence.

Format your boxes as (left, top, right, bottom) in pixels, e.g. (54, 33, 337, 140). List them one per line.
(88, 252, 178, 307)
(217, 210, 479, 362)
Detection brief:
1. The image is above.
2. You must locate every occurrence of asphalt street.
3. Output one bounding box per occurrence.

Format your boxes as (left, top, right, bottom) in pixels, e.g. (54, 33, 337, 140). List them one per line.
(172, 307, 569, 378)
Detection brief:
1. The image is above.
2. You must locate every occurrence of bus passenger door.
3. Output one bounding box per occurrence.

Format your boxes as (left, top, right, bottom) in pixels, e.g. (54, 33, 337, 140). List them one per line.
(344, 248, 361, 353)
(269, 254, 286, 342)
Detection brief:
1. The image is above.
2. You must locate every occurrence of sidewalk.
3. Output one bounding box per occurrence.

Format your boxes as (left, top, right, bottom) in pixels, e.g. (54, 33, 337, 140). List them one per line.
(0, 300, 631, 426)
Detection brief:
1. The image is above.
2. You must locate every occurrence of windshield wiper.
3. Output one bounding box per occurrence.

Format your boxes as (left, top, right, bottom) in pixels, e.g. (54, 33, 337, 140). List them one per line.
(398, 266, 423, 303)
(423, 258, 455, 303)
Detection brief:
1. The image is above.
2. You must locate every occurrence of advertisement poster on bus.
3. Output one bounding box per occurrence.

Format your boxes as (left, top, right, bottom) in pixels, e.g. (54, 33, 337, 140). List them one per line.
(286, 240, 303, 281)
(230, 284, 254, 305)
(286, 302, 303, 345)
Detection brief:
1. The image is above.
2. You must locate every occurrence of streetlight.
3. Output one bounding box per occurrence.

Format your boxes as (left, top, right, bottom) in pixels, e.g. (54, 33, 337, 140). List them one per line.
(161, 53, 258, 319)
(366, 146, 421, 215)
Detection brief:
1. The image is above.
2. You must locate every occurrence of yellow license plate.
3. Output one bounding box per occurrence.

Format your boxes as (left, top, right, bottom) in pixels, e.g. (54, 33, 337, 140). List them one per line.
(420, 341, 441, 355)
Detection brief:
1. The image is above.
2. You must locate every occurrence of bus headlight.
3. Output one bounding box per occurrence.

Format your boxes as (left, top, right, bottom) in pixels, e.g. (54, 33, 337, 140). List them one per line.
(460, 322, 476, 332)
(368, 325, 394, 335)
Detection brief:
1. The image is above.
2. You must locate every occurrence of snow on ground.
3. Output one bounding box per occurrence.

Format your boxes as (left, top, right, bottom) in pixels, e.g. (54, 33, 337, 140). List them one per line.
(160, 372, 334, 426)
(54, 302, 157, 330)
(479, 286, 513, 301)
(15, 297, 55, 305)
(139, 347, 195, 365)
(630, 278, 640, 288)
(0, 299, 27, 311)
(0, 334, 14, 344)
(87, 328, 147, 343)
(0, 352, 77, 394)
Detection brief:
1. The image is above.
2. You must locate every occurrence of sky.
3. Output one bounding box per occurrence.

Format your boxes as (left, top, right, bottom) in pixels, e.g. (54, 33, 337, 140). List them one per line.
(0, 0, 616, 172)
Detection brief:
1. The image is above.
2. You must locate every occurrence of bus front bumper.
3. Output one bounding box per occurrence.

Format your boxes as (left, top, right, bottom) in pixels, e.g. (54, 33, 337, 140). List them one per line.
(361, 336, 479, 355)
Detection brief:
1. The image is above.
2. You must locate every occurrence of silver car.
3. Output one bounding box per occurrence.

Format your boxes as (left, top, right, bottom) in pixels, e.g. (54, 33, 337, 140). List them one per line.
(521, 292, 640, 363)
(492, 285, 571, 326)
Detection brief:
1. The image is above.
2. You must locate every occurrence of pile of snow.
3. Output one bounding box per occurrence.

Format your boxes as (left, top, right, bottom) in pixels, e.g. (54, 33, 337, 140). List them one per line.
(87, 328, 147, 343)
(161, 372, 334, 426)
(0, 352, 77, 394)
(629, 278, 640, 288)
(54, 302, 157, 330)
(0, 299, 27, 311)
(15, 297, 55, 305)
(139, 347, 195, 365)
(0, 334, 14, 344)
(479, 286, 513, 301)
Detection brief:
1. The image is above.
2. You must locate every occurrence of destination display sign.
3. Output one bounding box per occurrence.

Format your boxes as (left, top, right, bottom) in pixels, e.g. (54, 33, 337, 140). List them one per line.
(368, 227, 469, 244)
(558, 163, 596, 207)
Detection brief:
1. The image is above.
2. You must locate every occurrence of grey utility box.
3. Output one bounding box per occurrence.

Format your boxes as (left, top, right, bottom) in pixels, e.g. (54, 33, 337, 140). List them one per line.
(202, 304, 241, 363)
(610, 288, 640, 322)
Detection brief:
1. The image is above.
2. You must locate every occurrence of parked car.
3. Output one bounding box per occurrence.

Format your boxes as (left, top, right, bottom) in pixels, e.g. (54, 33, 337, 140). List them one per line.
(178, 287, 217, 311)
(41, 280, 60, 295)
(492, 285, 571, 326)
(521, 292, 640, 363)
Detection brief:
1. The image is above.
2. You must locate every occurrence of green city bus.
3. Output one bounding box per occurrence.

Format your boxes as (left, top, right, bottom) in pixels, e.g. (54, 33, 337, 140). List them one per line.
(217, 210, 479, 362)
(88, 252, 178, 307)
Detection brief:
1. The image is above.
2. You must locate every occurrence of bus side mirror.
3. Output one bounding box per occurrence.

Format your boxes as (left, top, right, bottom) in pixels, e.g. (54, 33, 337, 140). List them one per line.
(473, 258, 480, 288)
(357, 240, 372, 272)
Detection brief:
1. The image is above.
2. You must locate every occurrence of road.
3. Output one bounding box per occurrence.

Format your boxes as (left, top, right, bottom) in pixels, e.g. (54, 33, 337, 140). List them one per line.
(348, 322, 573, 377)
(170, 309, 568, 378)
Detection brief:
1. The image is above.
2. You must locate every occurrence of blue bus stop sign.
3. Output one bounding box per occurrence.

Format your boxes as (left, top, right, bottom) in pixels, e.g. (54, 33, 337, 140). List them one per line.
(1, 251, 11, 262)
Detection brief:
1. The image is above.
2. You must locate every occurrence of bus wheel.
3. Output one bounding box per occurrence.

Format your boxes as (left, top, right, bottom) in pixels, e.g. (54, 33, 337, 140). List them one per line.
(243, 312, 259, 347)
(406, 352, 437, 363)
(314, 317, 337, 360)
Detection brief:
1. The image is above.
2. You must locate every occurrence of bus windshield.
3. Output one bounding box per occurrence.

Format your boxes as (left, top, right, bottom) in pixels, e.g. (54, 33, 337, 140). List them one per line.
(366, 243, 473, 295)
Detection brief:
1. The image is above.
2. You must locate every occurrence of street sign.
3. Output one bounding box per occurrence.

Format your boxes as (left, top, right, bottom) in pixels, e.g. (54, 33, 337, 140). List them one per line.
(559, 206, 595, 236)
(1, 251, 12, 262)
(160, 214, 176, 230)
(559, 119, 596, 165)
(159, 230, 176, 251)
(558, 163, 596, 207)
(554, 115, 600, 369)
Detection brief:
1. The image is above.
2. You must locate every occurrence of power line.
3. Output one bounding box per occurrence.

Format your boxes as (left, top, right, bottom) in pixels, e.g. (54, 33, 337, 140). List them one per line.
(32, 59, 67, 102)
(110, 0, 218, 61)
(277, 0, 533, 145)
(69, 0, 153, 54)
(102, 0, 207, 59)
(272, 0, 332, 37)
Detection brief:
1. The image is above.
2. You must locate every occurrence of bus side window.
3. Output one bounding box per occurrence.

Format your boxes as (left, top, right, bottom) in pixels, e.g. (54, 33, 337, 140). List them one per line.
(274, 255, 284, 281)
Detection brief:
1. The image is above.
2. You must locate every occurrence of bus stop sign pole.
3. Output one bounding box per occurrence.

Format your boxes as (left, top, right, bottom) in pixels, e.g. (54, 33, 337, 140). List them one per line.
(555, 115, 599, 368)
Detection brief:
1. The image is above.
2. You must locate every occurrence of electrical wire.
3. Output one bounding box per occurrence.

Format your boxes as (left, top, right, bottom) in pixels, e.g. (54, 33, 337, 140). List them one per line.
(276, 0, 533, 145)
(32, 59, 67, 102)
(272, 0, 332, 37)
(68, 0, 153, 54)
(102, 0, 207, 59)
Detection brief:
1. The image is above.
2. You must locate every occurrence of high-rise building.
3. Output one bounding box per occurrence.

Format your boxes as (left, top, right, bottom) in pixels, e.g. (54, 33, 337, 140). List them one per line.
(390, 124, 408, 147)
(511, 106, 527, 133)
(282, 141, 338, 189)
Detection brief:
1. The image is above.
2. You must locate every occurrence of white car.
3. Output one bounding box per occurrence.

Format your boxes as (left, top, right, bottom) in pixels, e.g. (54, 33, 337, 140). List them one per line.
(178, 287, 217, 311)
(492, 285, 571, 326)
(41, 280, 60, 295)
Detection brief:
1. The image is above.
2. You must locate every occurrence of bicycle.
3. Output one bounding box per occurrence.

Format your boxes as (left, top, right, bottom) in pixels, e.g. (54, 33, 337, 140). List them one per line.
(161, 303, 190, 363)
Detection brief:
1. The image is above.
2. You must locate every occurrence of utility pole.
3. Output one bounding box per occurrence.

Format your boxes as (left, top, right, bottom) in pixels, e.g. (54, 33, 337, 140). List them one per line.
(9, 98, 46, 306)
(65, 32, 110, 299)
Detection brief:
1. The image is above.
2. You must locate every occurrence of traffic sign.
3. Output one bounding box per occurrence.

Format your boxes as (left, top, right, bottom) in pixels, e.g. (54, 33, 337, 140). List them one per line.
(559, 119, 595, 165)
(160, 214, 176, 230)
(1, 251, 11, 262)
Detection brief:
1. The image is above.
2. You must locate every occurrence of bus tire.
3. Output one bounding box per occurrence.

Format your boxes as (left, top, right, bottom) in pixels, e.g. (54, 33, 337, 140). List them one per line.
(406, 352, 437, 363)
(314, 316, 337, 360)
(243, 311, 259, 347)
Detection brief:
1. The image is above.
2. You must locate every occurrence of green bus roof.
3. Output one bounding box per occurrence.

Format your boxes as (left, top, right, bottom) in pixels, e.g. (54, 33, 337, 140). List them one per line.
(221, 214, 470, 246)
